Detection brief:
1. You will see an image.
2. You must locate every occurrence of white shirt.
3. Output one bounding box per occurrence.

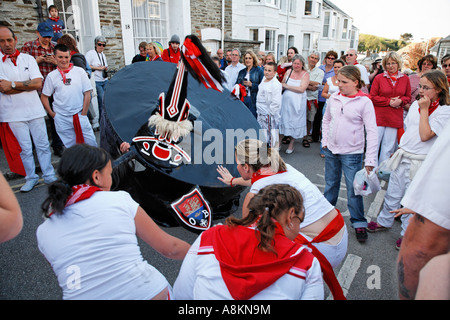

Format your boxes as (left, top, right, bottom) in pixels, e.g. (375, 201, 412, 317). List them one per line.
(256, 77, 282, 121)
(0, 53, 45, 122)
(306, 65, 325, 101)
(85, 49, 108, 82)
(42, 66, 93, 117)
(401, 118, 450, 230)
(250, 164, 334, 229)
(173, 233, 324, 300)
(225, 62, 245, 86)
(400, 102, 450, 154)
(355, 63, 370, 85)
(36, 191, 169, 300)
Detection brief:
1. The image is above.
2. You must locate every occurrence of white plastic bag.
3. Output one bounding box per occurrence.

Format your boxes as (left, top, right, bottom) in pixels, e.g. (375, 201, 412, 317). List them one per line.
(353, 168, 381, 196)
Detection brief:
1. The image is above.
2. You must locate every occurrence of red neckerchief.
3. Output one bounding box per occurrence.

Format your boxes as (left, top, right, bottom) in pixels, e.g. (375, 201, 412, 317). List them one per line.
(48, 184, 102, 217)
(57, 63, 74, 84)
(1, 49, 20, 66)
(251, 167, 287, 184)
(200, 223, 314, 300)
(447, 77, 450, 86)
(49, 17, 60, 22)
(353, 61, 358, 65)
(419, 98, 440, 116)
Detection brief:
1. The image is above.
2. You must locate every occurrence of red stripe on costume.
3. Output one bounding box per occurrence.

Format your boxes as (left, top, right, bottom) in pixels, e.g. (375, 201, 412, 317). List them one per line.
(72, 114, 85, 144)
(0, 123, 26, 176)
(295, 211, 346, 300)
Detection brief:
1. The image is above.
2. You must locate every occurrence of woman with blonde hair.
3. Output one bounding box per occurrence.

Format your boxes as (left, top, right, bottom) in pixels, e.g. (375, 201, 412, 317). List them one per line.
(217, 139, 348, 300)
(368, 70, 450, 249)
(370, 51, 411, 164)
(236, 50, 264, 118)
(173, 184, 324, 300)
(322, 65, 378, 243)
(146, 42, 163, 62)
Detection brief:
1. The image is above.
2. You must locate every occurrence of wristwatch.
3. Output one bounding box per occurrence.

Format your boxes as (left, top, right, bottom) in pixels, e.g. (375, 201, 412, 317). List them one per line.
(11, 81, 16, 89)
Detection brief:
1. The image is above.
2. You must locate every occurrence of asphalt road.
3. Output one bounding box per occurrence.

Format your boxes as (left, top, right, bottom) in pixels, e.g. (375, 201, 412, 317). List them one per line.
(0, 140, 402, 300)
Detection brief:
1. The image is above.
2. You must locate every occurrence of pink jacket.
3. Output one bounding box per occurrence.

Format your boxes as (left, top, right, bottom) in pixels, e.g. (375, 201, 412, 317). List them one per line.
(322, 92, 379, 167)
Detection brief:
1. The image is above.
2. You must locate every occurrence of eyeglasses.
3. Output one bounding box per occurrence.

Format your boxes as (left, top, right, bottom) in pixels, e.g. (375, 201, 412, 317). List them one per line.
(97, 43, 106, 47)
(326, 57, 336, 60)
(418, 85, 435, 91)
(386, 62, 398, 66)
(346, 54, 355, 57)
(442, 64, 450, 68)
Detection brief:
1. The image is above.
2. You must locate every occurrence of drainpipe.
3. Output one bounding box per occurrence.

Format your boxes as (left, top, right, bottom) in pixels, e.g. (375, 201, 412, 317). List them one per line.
(35, 0, 44, 23)
(221, 0, 225, 49)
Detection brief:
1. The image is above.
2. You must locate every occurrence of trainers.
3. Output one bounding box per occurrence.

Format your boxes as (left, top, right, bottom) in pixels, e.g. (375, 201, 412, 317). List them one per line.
(355, 227, 368, 243)
(20, 178, 39, 193)
(395, 238, 402, 250)
(367, 221, 389, 233)
(44, 175, 58, 185)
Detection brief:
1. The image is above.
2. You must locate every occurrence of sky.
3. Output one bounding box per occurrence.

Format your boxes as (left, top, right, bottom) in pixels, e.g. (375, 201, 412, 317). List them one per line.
(330, 0, 450, 41)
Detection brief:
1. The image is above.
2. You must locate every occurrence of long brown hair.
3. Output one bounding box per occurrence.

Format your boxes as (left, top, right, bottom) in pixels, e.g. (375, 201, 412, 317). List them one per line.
(421, 70, 450, 105)
(226, 184, 304, 254)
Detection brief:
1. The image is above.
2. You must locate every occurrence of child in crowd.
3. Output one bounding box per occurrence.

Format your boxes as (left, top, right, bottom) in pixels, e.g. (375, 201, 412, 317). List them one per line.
(44, 5, 65, 44)
(256, 62, 282, 149)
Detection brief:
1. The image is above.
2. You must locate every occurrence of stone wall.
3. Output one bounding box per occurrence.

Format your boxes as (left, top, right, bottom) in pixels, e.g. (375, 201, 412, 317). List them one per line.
(190, 0, 232, 41)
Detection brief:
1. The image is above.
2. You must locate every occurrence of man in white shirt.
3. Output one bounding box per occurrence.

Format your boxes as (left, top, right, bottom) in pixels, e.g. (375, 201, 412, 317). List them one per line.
(306, 51, 325, 146)
(41, 44, 96, 148)
(0, 26, 56, 192)
(346, 49, 370, 93)
(225, 48, 245, 86)
(85, 36, 108, 120)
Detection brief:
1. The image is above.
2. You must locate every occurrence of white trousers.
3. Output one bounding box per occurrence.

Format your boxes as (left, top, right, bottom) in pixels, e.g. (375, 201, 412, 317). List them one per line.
(8, 118, 55, 181)
(377, 126, 398, 164)
(257, 114, 280, 148)
(54, 113, 97, 148)
(377, 160, 413, 236)
(299, 225, 348, 268)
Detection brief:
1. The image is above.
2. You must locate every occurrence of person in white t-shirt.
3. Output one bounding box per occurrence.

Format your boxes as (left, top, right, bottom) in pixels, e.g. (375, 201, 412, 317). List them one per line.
(345, 49, 370, 93)
(41, 44, 97, 148)
(217, 139, 348, 300)
(85, 36, 108, 120)
(256, 62, 282, 149)
(0, 26, 56, 192)
(37, 144, 191, 300)
(173, 184, 324, 300)
(368, 70, 450, 249)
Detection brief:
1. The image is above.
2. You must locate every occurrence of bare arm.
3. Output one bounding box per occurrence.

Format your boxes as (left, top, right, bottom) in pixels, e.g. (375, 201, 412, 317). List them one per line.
(40, 94, 56, 118)
(0, 78, 42, 95)
(282, 72, 310, 94)
(81, 91, 91, 116)
(417, 96, 436, 142)
(0, 172, 23, 243)
(134, 206, 190, 260)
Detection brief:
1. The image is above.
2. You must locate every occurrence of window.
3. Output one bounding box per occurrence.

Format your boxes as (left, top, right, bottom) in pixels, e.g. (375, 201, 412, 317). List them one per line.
(265, 30, 276, 51)
(315, 2, 321, 17)
(342, 19, 348, 39)
(266, 0, 278, 6)
(288, 35, 295, 48)
(131, 0, 168, 52)
(304, 0, 312, 15)
(250, 29, 259, 41)
(323, 11, 330, 37)
(302, 33, 310, 57)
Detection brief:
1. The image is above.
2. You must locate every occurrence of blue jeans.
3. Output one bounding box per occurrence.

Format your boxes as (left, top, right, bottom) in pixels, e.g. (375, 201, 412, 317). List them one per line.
(96, 80, 108, 119)
(323, 148, 367, 228)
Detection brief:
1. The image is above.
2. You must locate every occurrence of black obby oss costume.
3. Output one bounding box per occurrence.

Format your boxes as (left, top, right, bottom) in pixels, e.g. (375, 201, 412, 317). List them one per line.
(102, 35, 260, 233)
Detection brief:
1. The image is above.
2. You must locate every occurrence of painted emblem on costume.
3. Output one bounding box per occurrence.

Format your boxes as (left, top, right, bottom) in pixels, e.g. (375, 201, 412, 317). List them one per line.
(171, 188, 212, 231)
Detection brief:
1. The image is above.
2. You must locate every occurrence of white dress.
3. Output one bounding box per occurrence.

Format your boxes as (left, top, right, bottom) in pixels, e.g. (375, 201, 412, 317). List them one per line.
(280, 77, 307, 139)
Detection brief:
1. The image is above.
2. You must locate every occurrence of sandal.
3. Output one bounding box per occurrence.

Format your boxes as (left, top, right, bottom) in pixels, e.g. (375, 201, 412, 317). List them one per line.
(302, 139, 310, 148)
(367, 221, 389, 233)
(282, 136, 291, 144)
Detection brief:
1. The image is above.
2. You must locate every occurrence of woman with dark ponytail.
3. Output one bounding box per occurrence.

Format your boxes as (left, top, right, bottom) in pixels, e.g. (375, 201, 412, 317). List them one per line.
(37, 144, 190, 300)
(173, 184, 324, 300)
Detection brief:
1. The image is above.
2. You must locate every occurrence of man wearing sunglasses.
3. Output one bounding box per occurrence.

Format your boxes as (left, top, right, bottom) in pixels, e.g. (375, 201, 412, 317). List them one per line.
(86, 36, 108, 121)
(345, 49, 370, 93)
